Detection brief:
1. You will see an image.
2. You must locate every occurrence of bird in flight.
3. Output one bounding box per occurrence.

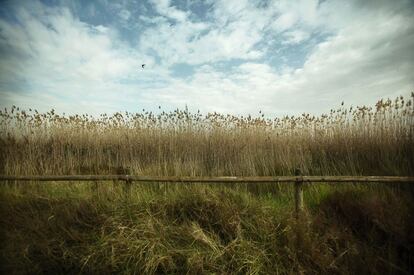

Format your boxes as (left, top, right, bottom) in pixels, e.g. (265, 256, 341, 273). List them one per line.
(142, 64, 145, 69)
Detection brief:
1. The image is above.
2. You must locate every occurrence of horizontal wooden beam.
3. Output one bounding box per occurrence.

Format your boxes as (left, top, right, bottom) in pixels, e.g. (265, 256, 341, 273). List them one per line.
(0, 175, 413, 183)
(302, 176, 414, 183)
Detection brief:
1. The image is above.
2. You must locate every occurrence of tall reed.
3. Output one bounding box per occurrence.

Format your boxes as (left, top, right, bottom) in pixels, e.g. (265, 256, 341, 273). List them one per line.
(1, 94, 413, 176)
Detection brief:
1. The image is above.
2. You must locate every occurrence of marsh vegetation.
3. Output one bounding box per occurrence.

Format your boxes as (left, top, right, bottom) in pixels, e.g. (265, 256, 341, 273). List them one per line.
(0, 94, 413, 274)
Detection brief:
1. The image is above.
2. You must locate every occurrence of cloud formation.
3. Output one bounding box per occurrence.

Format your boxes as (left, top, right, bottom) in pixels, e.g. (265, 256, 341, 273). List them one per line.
(0, 0, 413, 116)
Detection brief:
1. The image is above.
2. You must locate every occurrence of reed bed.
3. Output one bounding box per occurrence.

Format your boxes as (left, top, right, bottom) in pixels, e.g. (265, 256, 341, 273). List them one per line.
(0, 94, 413, 177)
(0, 93, 413, 274)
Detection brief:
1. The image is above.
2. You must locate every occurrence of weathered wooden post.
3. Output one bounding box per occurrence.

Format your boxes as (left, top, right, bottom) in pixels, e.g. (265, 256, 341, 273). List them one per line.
(124, 175, 132, 198)
(123, 167, 132, 199)
(92, 179, 98, 194)
(294, 168, 304, 218)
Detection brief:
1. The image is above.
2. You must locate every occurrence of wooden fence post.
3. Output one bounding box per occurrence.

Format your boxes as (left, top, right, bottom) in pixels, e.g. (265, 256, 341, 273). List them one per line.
(92, 179, 98, 194)
(294, 168, 304, 218)
(123, 168, 132, 199)
(124, 176, 132, 198)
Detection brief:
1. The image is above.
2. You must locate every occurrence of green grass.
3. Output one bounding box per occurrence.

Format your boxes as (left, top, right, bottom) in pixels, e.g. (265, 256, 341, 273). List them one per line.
(1, 182, 413, 274)
(1, 95, 413, 273)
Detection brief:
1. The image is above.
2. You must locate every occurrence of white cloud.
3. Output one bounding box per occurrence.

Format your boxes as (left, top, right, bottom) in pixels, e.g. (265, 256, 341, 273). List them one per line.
(271, 12, 298, 32)
(282, 30, 310, 44)
(150, 0, 188, 22)
(118, 9, 131, 21)
(0, 0, 413, 117)
(133, 0, 414, 115)
(0, 2, 157, 114)
(140, 0, 275, 66)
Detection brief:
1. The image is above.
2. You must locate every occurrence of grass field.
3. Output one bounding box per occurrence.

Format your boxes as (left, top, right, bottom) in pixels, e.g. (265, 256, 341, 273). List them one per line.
(0, 94, 413, 274)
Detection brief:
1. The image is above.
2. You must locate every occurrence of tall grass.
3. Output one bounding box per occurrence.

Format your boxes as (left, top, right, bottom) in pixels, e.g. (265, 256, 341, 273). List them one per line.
(1, 94, 413, 176)
(1, 182, 413, 274)
(0, 94, 413, 274)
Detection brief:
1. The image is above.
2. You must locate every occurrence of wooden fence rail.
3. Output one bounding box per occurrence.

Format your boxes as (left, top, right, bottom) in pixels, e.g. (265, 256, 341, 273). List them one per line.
(1, 175, 413, 183)
(1, 174, 413, 217)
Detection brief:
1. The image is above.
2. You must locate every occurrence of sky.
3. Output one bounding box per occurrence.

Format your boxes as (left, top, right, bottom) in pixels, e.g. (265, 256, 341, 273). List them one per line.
(0, 0, 413, 116)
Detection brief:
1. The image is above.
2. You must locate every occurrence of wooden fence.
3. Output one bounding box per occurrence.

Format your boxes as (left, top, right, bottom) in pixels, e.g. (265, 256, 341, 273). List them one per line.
(1, 174, 413, 217)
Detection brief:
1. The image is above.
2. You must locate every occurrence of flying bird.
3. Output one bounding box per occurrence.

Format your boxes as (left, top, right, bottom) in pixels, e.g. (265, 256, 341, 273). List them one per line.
(142, 64, 145, 69)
